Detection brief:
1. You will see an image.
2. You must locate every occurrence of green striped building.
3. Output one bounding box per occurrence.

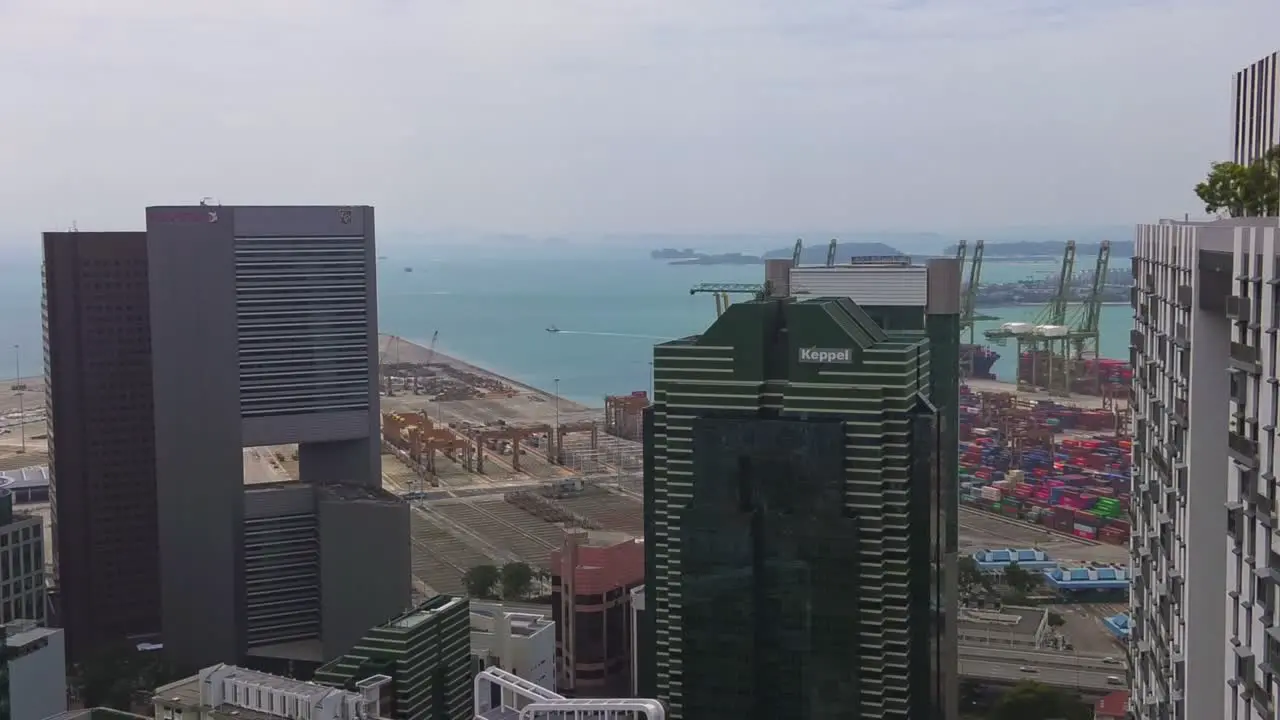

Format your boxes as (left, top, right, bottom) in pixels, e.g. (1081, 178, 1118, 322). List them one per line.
(642, 265, 960, 720)
(314, 595, 471, 720)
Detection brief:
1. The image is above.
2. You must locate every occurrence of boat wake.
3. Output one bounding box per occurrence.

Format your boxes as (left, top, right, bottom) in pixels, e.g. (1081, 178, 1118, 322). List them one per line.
(554, 330, 673, 341)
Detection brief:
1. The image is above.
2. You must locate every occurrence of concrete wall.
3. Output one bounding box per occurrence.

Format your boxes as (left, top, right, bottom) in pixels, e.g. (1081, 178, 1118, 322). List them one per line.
(317, 491, 410, 659)
(146, 207, 244, 669)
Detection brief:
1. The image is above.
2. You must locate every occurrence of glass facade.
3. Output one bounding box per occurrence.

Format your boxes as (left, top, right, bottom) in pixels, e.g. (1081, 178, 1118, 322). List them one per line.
(644, 294, 958, 720)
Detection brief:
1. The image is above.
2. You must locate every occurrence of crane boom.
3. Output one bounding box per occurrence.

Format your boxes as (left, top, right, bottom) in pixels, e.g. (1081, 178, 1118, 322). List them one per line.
(791, 239, 803, 265)
(826, 239, 838, 267)
(960, 240, 984, 344)
(1047, 241, 1076, 326)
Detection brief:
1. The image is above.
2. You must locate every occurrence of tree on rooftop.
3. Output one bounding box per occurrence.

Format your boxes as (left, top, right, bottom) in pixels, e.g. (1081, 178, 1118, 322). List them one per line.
(464, 564, 501, 599)
(1195, 146, 1280, 217)
(500, 561, 535, 600)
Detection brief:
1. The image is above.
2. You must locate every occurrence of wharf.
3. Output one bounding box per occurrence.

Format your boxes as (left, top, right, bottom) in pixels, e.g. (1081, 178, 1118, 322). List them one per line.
(964, 378, 1110, 410)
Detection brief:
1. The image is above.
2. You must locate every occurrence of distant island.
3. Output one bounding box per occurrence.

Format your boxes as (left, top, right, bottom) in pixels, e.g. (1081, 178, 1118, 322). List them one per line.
(943, 240, 1134, 258)
(650, 248, 701, 260)
(651, 241, 904, 266)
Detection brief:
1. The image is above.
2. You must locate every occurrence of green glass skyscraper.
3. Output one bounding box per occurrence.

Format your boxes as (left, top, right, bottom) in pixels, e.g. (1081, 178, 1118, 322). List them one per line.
(642, 258, 960, 720)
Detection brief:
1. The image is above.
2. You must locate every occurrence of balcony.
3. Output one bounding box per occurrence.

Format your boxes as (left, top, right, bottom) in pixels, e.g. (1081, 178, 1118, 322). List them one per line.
(1231, 342, 1262, 373)
(1229, 431, 1259, 468)
(1173, 323, 1189, 348)
(1228, 295, 1253, 324)
(1131, 329, 1146, 352)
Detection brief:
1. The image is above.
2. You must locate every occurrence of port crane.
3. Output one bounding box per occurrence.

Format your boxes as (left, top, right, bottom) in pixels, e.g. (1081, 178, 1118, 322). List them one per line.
(690, 282, 769, 317)
(959, 240, 985, 376)
(1063, 241, 1111, 395)
(983, 240, 1077, 395)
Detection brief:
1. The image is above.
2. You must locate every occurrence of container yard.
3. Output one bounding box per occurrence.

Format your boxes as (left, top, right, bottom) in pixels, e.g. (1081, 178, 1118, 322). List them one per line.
(958, 383, 1132, 559)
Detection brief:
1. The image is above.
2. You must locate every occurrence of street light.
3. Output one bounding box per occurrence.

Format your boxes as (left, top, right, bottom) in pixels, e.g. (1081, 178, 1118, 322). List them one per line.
(553, 378, 561, 464)
(12, 344, 24, 454)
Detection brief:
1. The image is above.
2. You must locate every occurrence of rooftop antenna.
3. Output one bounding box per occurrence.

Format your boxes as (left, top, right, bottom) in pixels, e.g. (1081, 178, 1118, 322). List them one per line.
(69, 221, 78, 232)
(199, 196, 222, 223)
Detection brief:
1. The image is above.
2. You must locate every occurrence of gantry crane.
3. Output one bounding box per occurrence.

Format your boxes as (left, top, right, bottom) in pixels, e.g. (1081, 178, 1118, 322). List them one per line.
(379, 334, 396, 396)
(690, 282, 769, 317)
(959, 240, 985, 376)
(792, 239, 803, 265)
(984, 241, 1077, 394)
(1064, 241, 1111, 395)
(826, 238, 838, 267)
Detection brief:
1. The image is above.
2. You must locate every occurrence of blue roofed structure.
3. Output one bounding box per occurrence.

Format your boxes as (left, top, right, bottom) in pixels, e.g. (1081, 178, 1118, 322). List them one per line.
(1041, 564, 1131, 592)
(1103, 613, 1130, 641)
(970, 548, 1057, 572)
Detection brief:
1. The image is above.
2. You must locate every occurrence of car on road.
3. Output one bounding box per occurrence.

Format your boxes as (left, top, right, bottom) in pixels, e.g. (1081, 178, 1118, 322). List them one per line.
(1019, 666, 1038, 674)
(1107, 675, 1124, 685)
(1103, 656, 1121, 665)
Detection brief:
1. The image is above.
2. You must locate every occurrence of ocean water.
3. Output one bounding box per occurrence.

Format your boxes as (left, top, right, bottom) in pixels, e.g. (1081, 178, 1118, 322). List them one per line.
(0, 253, 1133, 407)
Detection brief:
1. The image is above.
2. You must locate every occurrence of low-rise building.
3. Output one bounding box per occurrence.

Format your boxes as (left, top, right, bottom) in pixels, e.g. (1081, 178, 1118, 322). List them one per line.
(469, 604, 555, 691)
(0, 490, 47, 625)
(4, 620, 66, 719)
(153, 664, 392, 720)
(314, 595, 471, 720)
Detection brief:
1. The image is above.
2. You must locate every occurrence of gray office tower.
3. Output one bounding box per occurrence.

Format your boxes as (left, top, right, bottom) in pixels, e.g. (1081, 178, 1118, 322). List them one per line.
(145, 206, 409, 671)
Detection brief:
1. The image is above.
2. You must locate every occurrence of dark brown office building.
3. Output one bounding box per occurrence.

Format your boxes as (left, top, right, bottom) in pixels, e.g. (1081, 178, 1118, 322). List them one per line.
(43, 231, 160, 661)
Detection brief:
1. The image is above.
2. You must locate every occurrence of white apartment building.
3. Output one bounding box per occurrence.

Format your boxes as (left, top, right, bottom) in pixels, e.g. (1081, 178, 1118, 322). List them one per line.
(469, 603, 556, 692)
(1131, 219, 1280, 720)
(1234, 52, 1280, 165)
(153, 664, 392, 720)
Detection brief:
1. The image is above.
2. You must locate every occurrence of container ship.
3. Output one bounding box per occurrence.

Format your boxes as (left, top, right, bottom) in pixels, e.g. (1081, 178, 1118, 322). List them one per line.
(1016, 351, 1132, 397)
(961, 344, 999, 380)
(958, 385, 1130, 547)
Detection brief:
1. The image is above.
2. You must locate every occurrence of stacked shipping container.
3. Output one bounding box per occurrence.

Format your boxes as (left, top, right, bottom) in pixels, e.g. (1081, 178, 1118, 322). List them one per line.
(958, 387, 1132, 546)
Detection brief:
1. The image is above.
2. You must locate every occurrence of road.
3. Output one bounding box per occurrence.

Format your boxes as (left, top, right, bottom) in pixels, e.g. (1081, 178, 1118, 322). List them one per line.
(958, 643, 1125, 691)
(960, 658, 1122, 691)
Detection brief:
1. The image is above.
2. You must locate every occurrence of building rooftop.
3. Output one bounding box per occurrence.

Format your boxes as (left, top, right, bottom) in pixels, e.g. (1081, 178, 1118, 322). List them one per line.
(0, 465, 49, 490)
(4, 619, 59, 648)
(387, 595, 466, 631)
(155, 664, 383, 720)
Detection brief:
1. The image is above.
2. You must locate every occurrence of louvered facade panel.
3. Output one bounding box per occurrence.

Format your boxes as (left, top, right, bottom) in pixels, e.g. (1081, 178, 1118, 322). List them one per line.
(790, 267, 928, 307)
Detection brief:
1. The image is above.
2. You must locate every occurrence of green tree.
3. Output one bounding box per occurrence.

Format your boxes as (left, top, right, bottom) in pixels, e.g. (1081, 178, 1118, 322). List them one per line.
(464, 564, 501, 599)
(70, 643, 178, 711)
(500, 561, 535, 600)
(1004, 562, 1038, 594)
(1195, 146, 1280, 217)
(1047, 611, 1065, 628)
(989, 680, 1090, 720)
(958, 556, 989, 596)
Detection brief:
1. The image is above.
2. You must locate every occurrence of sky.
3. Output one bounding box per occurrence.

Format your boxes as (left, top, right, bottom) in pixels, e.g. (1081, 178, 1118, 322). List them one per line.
(2, 0, 1279, 239)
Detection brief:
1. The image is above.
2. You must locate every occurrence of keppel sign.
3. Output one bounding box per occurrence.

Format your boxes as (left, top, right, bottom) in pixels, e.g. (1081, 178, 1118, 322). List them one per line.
(799, 347, 853, 364)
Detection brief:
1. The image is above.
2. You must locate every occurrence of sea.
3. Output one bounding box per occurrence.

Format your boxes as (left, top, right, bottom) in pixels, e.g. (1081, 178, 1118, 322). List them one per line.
(0, 253, 1132, 408)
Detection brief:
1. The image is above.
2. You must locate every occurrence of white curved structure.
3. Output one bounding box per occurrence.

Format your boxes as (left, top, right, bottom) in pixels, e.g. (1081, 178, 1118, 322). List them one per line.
(474, 667, 663, 720)
(520, 699, 665, 720)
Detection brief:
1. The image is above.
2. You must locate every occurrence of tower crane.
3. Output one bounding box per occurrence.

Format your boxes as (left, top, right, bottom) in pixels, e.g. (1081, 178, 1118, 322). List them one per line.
(690, 282, 769, 318)
(984, 241, 1076, 394)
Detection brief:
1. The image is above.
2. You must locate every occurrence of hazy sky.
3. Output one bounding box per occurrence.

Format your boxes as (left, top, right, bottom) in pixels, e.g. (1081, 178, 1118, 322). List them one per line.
(3, 0, 1278, 237)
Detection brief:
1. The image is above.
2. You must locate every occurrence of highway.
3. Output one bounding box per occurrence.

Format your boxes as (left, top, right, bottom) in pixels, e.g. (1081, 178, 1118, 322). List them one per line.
(958, 644, 1125, 691)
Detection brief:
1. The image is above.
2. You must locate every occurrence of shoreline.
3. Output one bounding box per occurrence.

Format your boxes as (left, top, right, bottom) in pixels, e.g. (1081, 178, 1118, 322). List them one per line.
(379, 334, 595, 412)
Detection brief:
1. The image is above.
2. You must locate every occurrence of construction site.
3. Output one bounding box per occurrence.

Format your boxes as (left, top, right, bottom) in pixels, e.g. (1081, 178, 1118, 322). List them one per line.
(308, 334, 649, 597)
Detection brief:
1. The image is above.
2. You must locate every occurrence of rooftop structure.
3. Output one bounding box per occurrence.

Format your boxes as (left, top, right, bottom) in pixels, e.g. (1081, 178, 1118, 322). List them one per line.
(470, 605, 555, 692)
(315, 595, 471, 720)
(1041, 565, 1130, 592)
(0, 465, 50, 504)
(4, 620, 67, 719)
(473, 667, 664, 720)
(1103, 614, 1130, 642)
(155, 664, 392, 720)
(969, 547, 1056, 571)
